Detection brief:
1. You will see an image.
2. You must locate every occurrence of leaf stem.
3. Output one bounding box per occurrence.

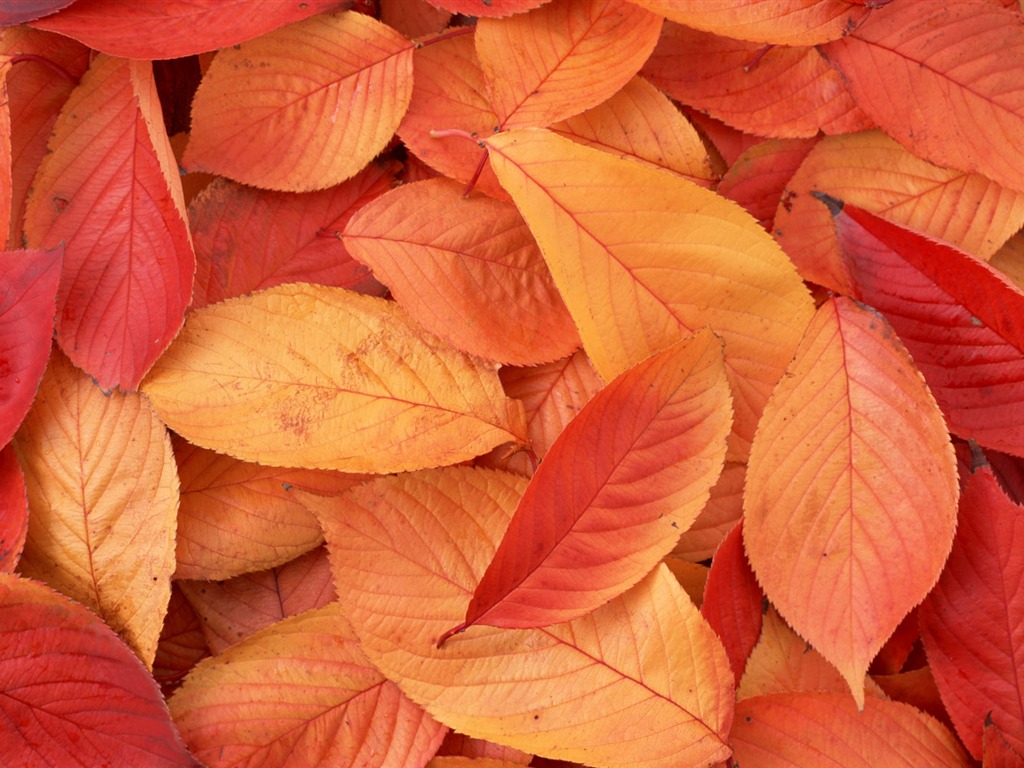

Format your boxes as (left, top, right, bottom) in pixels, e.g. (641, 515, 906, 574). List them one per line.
(417, 25, 476, 49)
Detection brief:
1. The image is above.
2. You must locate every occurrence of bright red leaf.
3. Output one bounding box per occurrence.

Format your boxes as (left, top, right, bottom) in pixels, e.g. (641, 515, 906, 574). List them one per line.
(0, 444, 28, 572)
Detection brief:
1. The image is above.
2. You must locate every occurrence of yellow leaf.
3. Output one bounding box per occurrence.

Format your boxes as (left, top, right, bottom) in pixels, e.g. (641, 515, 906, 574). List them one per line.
(141, 284, 526, 474)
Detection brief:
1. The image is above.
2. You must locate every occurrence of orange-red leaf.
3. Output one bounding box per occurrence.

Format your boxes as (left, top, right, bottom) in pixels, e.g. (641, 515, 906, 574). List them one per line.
(343, 177, 578, 365)
(0, 574, 194, 767)
(307, 467, 735, 768)
(672, 461, 746, 562)
(730, 693, 972, 767)
(169, 604, 446, 768)
(919, 466, 1024, 758)
(475, 0, 662, 129)
(153, 585, 209, 699)
(22, 55, 194, 391)
(141, 284, 527, 474)
(0, 444, 28, 572)
(450, 329, 731, 635)
(743, 297, 958, 707)
(821, 0, 1024, 194)
(183, 11, 413, 192)
(30, 0, 345, 58)
(718, 137, 819, 230)
(627, 0, 869, 46)
(14, 351, 179, 667)
(189, 164, 397, 310)
(426, 0, 550, 17)
(0, 246, 61, 449)
(485, 127, 814, 460)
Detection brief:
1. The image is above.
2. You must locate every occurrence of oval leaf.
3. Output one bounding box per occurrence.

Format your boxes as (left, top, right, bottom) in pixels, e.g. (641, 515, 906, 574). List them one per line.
(919, 466, 1024, 758)
(475, 0, 662, 129)
(14, 350, 179, 667)
(183, 11, 413, 192)
(22, 55, 194, 391)
(447, 329, 731, 636)
(304, 467, 735, 768)
(343, 177, 579, 365)
(141, 284, 527, 474)
(485, 127, 814, 459)
(743, 296, 958, 707)
(0, 573, 194, 767)
(169, 604, 446, 768)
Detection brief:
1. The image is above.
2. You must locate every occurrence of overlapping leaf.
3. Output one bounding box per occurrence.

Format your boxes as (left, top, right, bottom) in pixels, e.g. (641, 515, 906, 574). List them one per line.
(169, 604, 446, 768)
(426, 0, 551, 17)
(14, 351, 179, 667)
(447, 329, 731, 636)
(821, 0, 1024, 194)
(0, 246, 61, 448)
(184, 11, 413, 192)
(0, 574, 194, 767)
(718, 137, 819, 230)
(0, 444, 27, 572)
(306, 467, 735, 768)
(672, 461, 746, 562)
(153, 586, 209, 699)
(0, 0, 75, 25)
(828, 200, 1024, 457)
(485, 127, 814, 459)
(141, 284, 527, 474)
(919, 467, 1024, 759)
(343, 177, 578, 365)
(30, 0, 344, 58)
(475, 0, 662, 129)
(743, 297, 958, 707)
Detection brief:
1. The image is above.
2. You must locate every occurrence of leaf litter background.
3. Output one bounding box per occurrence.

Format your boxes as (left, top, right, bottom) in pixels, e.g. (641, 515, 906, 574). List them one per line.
(2, 0, 1024, 766)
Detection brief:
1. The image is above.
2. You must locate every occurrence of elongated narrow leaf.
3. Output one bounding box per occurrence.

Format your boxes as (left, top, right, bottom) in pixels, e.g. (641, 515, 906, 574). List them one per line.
(30, 0, 343, 58)
(169, 604, 446, 768)
(919, 467, 1024, 759)
(343, 178, 578, 365)
(0, 444, 27, 572)
(142, 284, 526, 474)
(0, 574, 194, 767)
(184, 12, 413, 192)
(0, 246, 61, 448)
(23, 55, 194, 391)
(485, 127, 814, 459)
(627, 0, 868, 45)
(448, 329, 731, 636)
(730, 693, 971, 767)
(189, 163, 398, 310)
(305, 467, 735, 768)
(14, 351, 179, 667)
(475, 0, 661, 129)
(821, 1, 1024, 194)
(743, 297, 958, 707)
(827, 199, 1024, 456)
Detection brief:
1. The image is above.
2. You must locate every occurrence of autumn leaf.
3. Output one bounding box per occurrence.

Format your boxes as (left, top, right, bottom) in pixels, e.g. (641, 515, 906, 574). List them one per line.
(305, 467, 735, 768)
(141, 284, 527, 474)
(446, 329, 731, 637)
(0, 444, 28, 573)
(743, 296, 958, 707)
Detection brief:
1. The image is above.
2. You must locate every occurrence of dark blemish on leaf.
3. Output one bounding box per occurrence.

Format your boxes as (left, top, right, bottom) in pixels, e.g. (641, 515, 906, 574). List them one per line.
(811, 190, 844, 217)
(780, 189, 796, 213)
(483, 0, 492, 5)
(533, 714, 539, 720)
(671, 521, 678, 528)
(53, 197, 69, 212)
(745, 716, 752, 723)
(761, 596, 769, 614)
(282, 482, 293, 491)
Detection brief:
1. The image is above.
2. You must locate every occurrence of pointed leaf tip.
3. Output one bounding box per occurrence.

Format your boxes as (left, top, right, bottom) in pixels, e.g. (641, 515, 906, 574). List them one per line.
(811, 190, 844, 217)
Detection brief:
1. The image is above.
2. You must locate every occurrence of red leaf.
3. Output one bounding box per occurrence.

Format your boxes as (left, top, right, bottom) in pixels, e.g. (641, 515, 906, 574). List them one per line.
(919, 466, 1024, 759)
(700, 519, 763, 684)
(30, 0, 345, 59)
(23, 56, 194, 391)
(446, 329, 731, 637)
(0, 573, 195, 767)
(827, 198, 1024, 457)
(0, 246, 61, 448)
(0, 444, 28, 572)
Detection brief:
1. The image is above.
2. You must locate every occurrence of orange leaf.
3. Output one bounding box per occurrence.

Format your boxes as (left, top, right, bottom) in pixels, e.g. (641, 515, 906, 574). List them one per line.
(743, 297, 958, 707)
(169, 604, 446, 768)
(672, 461, 746, 562)
(485, 127, 814, 459)
(23, 55, 194, 391)
(306, 467, 735, 768)
(730, 693, 972, 767)
(475, 0, 662, 129)
(449, 329, 731, 635)
(343, 177, 579, 365)
(141, 284, 527, 474)
(13, 351, 178, 667)
(774, 131, 1024, 293)
(641, 23, 870, 139)
(627, 0, 869, 46)
(550, 75, 715, 184)
(153, 585, 209, 699)
(380, 0, 452, 38)
(173, 438, 364, 580)
(183, 11, 413, 192)
(821, 0, 1024, 194)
